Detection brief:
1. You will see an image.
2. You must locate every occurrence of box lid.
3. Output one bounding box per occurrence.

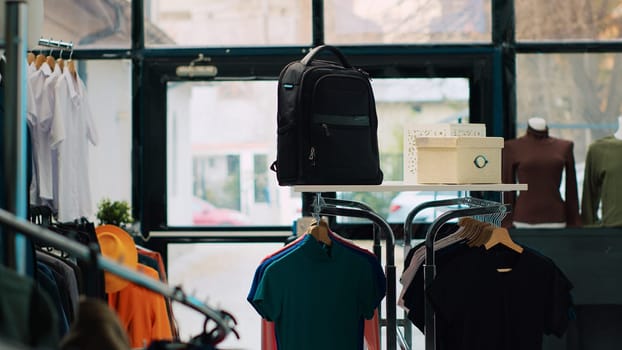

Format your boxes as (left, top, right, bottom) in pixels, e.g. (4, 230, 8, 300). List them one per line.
(415, 136, 504, 148)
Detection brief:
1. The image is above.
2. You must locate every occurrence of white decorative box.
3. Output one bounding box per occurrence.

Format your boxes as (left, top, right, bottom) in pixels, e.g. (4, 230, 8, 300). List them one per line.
(415, 136, 503, 184)
(404, 123, 486, 183)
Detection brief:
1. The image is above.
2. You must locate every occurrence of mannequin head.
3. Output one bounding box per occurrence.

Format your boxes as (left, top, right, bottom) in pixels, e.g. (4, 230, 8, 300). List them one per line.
(0, 0, 44, 51)
(528, 117, 547, 131)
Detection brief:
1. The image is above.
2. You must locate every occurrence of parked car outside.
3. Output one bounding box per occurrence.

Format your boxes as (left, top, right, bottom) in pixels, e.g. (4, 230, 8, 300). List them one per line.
(386, 191, 463, 223)
(192, 196, 250, 226)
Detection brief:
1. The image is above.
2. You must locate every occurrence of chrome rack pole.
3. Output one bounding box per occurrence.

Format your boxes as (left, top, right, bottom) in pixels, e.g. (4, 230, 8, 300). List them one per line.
(2, 0, 29, 274)
(422, 204, 509, 350)
(317, 204, 397, 350)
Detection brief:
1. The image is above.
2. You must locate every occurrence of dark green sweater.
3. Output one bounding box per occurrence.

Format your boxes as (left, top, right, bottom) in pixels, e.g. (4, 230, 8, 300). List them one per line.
(581, 136, 622, 227)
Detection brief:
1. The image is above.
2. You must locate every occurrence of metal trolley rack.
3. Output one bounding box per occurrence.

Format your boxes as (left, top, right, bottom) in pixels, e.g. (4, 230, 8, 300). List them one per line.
(295, 182, 526, 350)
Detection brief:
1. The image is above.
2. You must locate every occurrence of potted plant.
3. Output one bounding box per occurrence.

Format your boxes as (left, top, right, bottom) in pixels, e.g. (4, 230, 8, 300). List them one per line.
(96, 198, 134, 229)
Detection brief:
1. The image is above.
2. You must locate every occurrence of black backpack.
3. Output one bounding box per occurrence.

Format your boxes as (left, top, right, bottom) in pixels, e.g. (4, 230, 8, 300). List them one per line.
(270, 45, 383, 186)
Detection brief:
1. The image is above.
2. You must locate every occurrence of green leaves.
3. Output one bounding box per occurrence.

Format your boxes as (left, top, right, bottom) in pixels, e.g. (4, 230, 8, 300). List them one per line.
(96, 198, 134, 227)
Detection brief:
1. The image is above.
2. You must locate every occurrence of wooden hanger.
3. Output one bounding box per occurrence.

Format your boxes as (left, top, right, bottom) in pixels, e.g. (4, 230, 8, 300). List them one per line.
(484, 227, 523, 254)
(46, 54, 56, 71)
(307, 218, 331, 246)
(469, 223, 494, 248)
(35, 52, 46, 69)
(457, 217, 492, 247)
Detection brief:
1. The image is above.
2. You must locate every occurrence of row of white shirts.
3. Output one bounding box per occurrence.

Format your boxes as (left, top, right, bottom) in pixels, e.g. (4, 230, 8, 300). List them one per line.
(26, 60, 98, 222)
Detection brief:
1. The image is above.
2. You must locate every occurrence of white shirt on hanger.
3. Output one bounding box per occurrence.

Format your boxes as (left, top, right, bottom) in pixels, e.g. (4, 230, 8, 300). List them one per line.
(26, 61, 53, 205)
(37, 63, 63, 210)
(50, 66, 99, 222)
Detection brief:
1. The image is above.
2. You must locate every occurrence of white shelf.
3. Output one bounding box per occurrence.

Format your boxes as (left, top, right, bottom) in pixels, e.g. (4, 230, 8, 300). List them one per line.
(293, 181, 528, 193)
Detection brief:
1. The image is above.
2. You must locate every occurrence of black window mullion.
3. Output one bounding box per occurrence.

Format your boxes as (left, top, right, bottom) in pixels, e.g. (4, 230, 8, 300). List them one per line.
(312, 0, 324, 46)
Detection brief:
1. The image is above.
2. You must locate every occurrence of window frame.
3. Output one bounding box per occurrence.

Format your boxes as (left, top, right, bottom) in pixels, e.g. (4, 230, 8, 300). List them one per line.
(59, 0, 622, 240)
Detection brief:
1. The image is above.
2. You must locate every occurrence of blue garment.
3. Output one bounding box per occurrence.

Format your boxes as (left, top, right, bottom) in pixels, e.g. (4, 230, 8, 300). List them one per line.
(36, 262, 70, 336)
(248, 233, 386, 350)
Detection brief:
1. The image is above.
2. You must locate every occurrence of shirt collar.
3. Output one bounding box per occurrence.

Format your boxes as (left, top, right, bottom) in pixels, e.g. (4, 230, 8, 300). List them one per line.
(526, 125, 549, 139)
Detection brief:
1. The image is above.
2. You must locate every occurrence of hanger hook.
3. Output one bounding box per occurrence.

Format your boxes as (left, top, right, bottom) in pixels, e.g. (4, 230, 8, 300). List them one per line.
(48, 38, 54, 56)
(57, 41, 64, 59)
(69, 42, 74, 60)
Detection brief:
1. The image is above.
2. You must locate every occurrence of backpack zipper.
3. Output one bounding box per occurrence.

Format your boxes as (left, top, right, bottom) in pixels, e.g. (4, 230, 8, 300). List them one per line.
(308, 146, 316, 166)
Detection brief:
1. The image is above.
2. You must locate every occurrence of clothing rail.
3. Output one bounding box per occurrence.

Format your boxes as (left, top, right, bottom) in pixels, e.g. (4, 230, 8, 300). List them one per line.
(321, 197, 382, 258)
(0, 208, 237, 341)
(38, 37, 73, 50)
(403, 198, 510, 350)
(312, 196, 397, 350)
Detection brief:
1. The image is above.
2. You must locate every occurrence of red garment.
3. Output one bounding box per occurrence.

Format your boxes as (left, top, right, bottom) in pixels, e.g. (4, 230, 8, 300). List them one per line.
(108, 264, 173, 348)
(502, 126, 581, 227)
(261, 312, 380, 350)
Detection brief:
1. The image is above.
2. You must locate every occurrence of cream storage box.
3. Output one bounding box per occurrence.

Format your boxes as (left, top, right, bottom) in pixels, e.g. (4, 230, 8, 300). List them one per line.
(415, 136, 503, 184)
(404, 123, 486, 183)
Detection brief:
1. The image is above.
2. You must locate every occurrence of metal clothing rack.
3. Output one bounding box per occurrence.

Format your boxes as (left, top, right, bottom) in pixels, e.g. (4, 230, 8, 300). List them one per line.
(0, 208, 238, 343)
(403, 197, 511, 350)
(38, 37, 74, 50)
(311, 194, 398, 350)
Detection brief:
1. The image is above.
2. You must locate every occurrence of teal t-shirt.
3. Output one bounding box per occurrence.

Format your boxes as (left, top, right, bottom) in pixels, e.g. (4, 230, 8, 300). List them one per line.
(252, 235, 384, 350)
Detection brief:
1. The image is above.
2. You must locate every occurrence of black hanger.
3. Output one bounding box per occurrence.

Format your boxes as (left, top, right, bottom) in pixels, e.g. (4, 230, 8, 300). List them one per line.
(189, 309, 239, 347)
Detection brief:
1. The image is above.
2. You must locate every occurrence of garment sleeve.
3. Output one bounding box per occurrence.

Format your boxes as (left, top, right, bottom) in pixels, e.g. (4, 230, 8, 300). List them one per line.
(252, 265, 282, 322)
(81, 79, 99, 146)
(358, 258, 386, 320)
(581, 144, 601, 225)
(544, 266, 574, 337)
(425, 264, 461, 326)
(501, 141, 517, 227)
(50, 79, 67, 148)
(563, 142, 582, 227)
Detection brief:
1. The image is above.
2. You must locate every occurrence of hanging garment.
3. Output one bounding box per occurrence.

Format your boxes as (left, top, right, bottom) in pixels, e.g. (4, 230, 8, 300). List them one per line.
(59, 297, 130, 350)
(137, 246, 179, 339)
(36, 250, 80, 322)
(108, 264, 173, 348)
(49, 67, 98, 222)
(249, 234, 385, 350)
(29, 62, 63, 209)
(425, 246, 574, 350)
(0, 264, 59, 348)
(35, 261, 70, 337)
(253, 232, 384, 350)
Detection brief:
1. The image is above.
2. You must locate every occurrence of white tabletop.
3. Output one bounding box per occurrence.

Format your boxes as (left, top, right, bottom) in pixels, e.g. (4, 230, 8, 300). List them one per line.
(293, 181, 528, 192)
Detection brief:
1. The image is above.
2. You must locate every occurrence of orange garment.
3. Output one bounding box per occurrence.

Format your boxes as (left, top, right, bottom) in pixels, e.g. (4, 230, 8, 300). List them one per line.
(136, 246, 179, 339)
(108, 264, 173, 348)
(261, 309, 380, 350)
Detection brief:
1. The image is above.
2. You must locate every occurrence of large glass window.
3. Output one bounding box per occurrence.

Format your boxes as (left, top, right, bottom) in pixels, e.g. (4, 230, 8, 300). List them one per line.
(40, 0, 134, 49)
(324, 0, 491, 44)
(145, 0, 313, 47)
(86, 60, 134, 219)
(516, 53, 622, 203)
(516, 0, 622, 41)
(341, 78, 470, 223)
(165, 78, 468, 227)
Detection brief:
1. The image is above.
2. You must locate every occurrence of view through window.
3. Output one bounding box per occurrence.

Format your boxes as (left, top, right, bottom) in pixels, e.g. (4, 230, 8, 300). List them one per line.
(166, 78, 469, 227)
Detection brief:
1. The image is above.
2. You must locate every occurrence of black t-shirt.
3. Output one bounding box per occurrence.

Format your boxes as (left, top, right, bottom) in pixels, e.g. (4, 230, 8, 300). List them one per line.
(426, 245, 574, 350)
